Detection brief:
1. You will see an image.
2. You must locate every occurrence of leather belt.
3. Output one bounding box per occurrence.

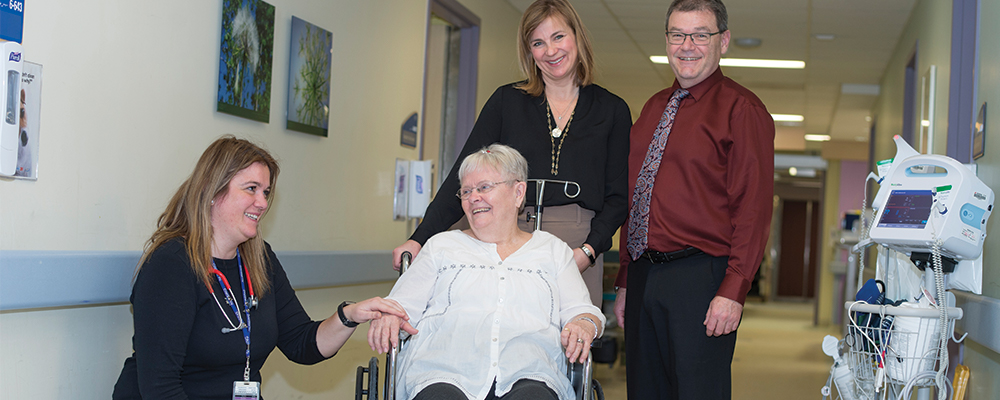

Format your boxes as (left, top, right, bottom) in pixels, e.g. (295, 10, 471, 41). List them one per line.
(641, 247, 704, 264)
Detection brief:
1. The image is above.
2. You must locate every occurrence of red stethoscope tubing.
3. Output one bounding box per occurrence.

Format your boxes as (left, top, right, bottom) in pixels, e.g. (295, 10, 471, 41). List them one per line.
(206, 263, 255, 299)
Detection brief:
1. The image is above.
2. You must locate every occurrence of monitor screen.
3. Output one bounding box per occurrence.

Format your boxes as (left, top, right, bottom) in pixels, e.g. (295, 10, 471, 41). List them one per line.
(877, 190, 933, 229)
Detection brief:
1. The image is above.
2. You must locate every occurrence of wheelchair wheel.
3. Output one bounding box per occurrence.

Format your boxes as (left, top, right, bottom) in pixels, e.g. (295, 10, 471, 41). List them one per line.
(591, 378, 604, 400)
(355, 357, 379, 400)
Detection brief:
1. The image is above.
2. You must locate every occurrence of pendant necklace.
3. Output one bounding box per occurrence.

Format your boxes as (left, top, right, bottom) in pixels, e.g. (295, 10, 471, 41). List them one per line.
(546, 101, 575, 176)
(547, 91, 578, 138)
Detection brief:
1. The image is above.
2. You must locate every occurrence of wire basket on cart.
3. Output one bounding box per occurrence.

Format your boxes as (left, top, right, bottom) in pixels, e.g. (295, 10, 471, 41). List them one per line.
(833, 302, 962, 400)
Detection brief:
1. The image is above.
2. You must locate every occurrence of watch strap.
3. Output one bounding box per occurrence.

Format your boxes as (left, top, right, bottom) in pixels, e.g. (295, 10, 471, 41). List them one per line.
(337, 301, 359, 328)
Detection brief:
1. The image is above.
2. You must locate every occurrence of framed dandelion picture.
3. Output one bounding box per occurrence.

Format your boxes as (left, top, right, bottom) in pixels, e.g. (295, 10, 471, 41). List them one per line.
(286, 17, 332, 136)
(217, 0, 275, 123)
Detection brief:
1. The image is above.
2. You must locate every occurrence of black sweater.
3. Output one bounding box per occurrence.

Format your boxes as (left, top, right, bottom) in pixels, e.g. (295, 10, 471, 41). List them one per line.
(411, 83, 631, 254)
(113, 239, 326, 400)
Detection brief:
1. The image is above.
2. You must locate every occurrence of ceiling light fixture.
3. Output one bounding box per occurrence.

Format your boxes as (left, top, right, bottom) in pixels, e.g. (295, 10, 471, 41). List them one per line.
(734, 37, 762, 48)
(805, 134, 832, 142)
(649, 56, 805, 69)
(772, 114, 804, 122)
(814, 34, 836, 41)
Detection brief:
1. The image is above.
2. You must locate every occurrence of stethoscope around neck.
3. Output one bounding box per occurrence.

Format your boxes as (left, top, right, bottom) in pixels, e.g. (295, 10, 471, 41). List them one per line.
(208, 249, 258, 334)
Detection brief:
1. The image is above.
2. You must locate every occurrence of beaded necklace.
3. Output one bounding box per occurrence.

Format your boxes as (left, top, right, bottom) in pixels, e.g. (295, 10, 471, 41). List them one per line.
(546, 101, 575, 176)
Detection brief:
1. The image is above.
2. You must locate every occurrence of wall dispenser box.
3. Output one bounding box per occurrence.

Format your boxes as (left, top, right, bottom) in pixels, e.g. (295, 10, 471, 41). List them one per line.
(1, 41, 23, 176)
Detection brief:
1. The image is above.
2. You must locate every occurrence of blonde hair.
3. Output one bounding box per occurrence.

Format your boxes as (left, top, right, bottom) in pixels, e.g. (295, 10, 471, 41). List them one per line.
(138, 135, 279, 295)
(514, 0, 595, 97)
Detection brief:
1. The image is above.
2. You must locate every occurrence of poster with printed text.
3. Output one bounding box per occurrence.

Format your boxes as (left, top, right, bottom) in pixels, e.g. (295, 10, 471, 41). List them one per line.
(217, 0, 275, 123)
(286, 16, 331, 136)
(14, 61, 40, 180)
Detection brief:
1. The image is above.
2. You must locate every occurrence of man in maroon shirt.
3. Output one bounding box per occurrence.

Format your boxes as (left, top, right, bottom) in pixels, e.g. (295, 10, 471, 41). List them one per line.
(613, 0, 774, 398)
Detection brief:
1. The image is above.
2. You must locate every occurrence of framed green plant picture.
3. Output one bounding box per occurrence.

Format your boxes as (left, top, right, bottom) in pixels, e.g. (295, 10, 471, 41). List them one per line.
(286, 16, 332, 136)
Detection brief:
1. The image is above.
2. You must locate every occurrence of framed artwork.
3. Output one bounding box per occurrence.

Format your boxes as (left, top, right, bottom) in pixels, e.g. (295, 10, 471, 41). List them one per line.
(217, 0, 275, 123)
(286, 16, 332, 136)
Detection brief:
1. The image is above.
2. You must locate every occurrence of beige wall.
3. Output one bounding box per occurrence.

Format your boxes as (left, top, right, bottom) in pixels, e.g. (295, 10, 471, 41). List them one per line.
(868, 0, 1000, 397)
(869, 0, 953, 163)
(817, 160, 841, 326)
(963, 0, 1000, 396)
(0, 0, 521, 398)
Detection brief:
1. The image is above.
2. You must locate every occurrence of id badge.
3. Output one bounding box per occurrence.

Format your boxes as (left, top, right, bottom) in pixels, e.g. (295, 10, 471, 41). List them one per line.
(233, 381, 260, 400)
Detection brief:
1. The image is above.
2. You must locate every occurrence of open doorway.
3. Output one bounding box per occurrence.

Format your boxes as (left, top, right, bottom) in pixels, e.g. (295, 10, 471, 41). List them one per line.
(771, 169, 825, 301)
(420, 0, 480, 191)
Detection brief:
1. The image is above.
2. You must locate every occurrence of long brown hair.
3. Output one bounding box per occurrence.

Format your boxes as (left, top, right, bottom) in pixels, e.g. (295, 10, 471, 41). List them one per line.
(137, 135, 279, 295)
(514, 0, 595, 97)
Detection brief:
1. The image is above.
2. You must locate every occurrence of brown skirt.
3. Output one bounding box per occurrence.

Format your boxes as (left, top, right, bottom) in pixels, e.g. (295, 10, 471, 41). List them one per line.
(518, 204, 603, 307)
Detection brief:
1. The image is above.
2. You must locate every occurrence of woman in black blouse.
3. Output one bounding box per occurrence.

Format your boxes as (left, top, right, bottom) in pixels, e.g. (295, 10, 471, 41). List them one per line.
(394, 0, 631, 306)
(113, 136, 413, 399)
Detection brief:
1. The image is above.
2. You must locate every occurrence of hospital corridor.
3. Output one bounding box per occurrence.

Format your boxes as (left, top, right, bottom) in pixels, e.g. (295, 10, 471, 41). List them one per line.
(592, 301, 842, 399)
(3, 0, 1000, 399)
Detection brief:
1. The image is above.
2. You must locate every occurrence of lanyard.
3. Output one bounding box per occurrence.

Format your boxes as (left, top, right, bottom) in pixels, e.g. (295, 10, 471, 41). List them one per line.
(210, 249, 254, 381)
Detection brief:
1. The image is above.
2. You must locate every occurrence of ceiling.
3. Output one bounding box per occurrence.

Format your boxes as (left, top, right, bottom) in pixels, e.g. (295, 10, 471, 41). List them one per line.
(504, 0, 917, 151)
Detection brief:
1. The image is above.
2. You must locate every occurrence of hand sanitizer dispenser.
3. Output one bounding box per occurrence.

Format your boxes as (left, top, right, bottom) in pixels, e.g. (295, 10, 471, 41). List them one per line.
(1, 41, 24, 176)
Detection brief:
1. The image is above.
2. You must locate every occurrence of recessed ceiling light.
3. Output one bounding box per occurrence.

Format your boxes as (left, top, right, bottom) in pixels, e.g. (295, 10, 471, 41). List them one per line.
(805, 134, 831, 142)
(814, 34, 836, 40)
(721, 58, 805, 68)
(650, 56, 805, 69)
(734, 37, 762, 48)
(787, 167, 818, 178)
(921, 120, 931, 127)
(772, 114, 804, 122)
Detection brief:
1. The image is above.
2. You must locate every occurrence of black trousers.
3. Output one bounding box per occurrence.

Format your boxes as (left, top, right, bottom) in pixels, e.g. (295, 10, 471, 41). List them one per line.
(624, 253, 738, 400)
(413, 379, 557, 400)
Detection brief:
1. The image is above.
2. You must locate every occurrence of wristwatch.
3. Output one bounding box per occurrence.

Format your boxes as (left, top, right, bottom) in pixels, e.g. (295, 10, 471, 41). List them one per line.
(337, 301, 359, 328)
(580, 245, 596, 266)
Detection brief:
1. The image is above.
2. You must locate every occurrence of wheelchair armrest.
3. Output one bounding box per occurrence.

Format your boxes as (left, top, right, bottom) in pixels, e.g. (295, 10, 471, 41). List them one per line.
(568, 352, 593, 400)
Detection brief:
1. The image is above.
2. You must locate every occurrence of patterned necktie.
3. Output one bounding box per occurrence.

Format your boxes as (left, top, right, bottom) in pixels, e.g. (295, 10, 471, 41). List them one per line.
(626, 88, 689, 260)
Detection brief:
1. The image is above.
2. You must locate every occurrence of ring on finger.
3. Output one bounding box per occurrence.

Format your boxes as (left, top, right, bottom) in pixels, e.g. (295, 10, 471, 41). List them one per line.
(577, 338, 584, 343)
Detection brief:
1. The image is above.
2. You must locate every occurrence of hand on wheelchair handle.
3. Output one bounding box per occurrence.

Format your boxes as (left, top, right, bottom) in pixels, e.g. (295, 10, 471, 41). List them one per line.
(561, 318, 597, 364)
(392, 240, 422, 271)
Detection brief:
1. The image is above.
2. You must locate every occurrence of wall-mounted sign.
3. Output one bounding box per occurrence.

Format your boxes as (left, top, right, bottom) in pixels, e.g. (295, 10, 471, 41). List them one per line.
(400, 112, 418, 148)
(0, 0, 24, 43)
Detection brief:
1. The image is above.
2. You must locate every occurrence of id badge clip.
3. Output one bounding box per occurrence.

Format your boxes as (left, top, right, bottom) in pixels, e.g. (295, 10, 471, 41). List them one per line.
(233, 381, 260, 400)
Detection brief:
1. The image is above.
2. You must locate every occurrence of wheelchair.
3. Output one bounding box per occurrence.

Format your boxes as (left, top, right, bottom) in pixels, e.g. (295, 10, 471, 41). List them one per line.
(356, 251, 605, 400)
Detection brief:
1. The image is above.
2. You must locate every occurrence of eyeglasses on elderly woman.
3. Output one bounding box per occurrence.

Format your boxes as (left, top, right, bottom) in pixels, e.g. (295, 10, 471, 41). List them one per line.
(455, 180, 520, 200)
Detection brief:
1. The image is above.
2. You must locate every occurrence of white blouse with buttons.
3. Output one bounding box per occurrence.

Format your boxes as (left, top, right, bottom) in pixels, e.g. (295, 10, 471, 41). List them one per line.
(387, 230, 603, 400)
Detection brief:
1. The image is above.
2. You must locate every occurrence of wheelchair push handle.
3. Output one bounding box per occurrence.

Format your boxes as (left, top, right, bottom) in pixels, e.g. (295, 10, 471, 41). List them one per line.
(399, 251, 411, 275)
(526, 179, 581, 232)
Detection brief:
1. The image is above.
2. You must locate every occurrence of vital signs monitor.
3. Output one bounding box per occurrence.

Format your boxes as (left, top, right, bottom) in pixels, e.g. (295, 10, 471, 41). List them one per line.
(869, 141, 994, 265)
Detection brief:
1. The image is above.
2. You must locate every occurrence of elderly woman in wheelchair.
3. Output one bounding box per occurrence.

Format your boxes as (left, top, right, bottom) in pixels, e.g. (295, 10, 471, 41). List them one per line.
(368, 144, 604, 400)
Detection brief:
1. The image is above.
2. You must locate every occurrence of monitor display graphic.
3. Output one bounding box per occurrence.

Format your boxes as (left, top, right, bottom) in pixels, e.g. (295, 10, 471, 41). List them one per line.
(877, 190, 934, 229)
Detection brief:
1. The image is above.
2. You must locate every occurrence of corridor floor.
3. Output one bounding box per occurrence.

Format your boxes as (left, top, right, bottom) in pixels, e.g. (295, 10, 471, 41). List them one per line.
(592, 301, 841, 399)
